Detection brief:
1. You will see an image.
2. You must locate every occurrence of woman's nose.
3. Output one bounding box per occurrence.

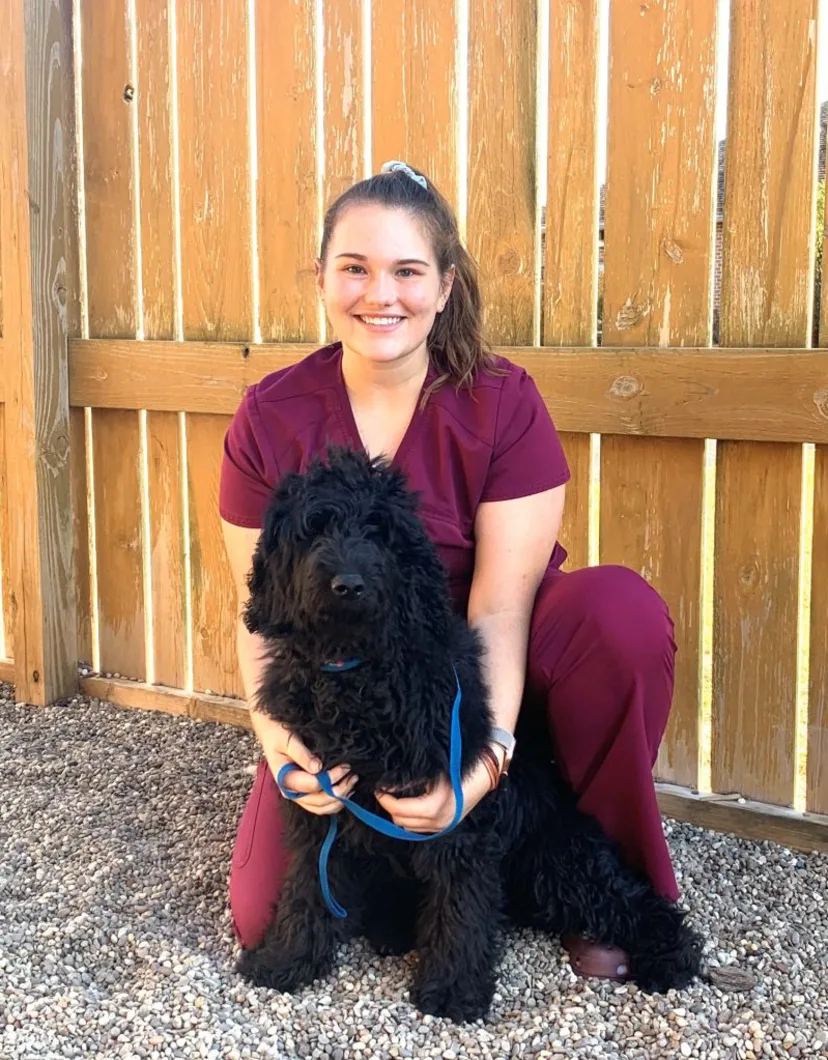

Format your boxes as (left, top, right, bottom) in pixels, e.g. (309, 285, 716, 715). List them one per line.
(364, 272, 395, 305)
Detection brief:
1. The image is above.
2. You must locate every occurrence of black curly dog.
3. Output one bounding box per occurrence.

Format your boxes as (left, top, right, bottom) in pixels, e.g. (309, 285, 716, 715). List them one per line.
(236, 448, 703, 1022)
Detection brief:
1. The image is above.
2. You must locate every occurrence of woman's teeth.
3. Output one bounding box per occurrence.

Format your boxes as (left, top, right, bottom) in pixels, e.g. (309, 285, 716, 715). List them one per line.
(359, 316, 403, 326)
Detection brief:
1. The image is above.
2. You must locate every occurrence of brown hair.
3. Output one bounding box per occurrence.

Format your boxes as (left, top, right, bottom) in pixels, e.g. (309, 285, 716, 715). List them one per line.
(318, 164, 498, 396)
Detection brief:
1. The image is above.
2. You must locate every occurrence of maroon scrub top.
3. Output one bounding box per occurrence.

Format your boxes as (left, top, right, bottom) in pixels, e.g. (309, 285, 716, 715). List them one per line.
(219, 342, 571, 613)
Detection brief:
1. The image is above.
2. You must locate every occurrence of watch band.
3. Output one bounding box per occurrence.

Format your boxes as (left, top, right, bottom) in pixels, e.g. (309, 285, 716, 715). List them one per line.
(489, 726, 516, 773)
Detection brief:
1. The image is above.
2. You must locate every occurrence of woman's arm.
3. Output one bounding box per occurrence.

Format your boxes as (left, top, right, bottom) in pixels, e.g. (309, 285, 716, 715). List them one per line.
(221, 519, 356, 812)
(466, 483, 566, 760)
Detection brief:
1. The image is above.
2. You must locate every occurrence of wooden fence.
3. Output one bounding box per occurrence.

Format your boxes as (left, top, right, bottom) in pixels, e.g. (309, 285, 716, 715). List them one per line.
(0, 0, 826, 853)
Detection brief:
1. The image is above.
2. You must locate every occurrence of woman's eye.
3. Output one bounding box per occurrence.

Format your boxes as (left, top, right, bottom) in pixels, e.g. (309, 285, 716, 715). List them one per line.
(343, 265, 366, 274)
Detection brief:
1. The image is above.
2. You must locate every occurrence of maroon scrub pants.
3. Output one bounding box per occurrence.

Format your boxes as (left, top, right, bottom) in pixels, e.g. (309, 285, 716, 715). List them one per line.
(228, 564, 680, 949)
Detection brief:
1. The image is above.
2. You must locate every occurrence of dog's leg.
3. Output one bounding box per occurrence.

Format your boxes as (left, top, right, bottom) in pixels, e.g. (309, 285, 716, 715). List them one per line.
(527, 823, 704, 993)
(409, 839, 505, 1023)
(360, 872, 422, 957)
(236, 848, 351, 993)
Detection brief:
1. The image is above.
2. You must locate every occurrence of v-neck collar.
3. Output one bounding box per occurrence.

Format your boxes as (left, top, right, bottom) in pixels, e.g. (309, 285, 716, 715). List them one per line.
(332, 342, 434, 467)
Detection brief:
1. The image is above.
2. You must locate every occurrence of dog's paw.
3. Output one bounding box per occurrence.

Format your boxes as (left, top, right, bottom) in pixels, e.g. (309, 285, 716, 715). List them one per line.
(363, 916, 418, 958)
(236, 947, 318, 993)
(629, 922, 705, 994)
(410, 971, 495, 1023)
(366, 933, 415, 958)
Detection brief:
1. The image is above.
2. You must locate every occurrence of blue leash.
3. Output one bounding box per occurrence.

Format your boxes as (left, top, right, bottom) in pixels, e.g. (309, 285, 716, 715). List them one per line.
(276, 665, 464, 918)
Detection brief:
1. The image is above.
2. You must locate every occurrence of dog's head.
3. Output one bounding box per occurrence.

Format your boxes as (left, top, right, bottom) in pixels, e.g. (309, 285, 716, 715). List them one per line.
(244, 447, 451, 646)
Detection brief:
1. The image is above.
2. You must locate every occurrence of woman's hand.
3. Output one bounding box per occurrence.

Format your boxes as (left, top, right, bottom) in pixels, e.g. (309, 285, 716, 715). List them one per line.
(373, 754, 497, 833)
(250, 708, 358, 816)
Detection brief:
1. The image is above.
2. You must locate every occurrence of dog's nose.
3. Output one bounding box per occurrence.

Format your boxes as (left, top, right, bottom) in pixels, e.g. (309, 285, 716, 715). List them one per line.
(331, 573, 364, 598)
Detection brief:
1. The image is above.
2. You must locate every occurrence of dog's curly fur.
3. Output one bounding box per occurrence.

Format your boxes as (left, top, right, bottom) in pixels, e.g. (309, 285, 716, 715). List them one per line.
(237, 447, 703, 1022)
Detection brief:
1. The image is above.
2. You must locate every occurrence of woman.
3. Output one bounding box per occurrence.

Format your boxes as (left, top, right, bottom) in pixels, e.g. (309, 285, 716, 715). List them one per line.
(219, 161, 680, 982)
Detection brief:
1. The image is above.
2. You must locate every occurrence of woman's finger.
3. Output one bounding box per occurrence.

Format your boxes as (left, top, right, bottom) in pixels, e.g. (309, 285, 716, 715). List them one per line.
(283, 771, 359, 813)
(281, 732, 322, 774)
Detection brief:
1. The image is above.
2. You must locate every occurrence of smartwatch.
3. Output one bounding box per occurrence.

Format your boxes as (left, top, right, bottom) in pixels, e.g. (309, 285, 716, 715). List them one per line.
(489, 726, 516, 775)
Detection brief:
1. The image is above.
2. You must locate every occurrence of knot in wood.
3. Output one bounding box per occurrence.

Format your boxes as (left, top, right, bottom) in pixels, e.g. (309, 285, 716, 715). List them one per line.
(739, 561, 759, 586)
(814, 386, 828, 419)
(496, 246, 521, 276)
(608, 375, 643, 400)
(615, 297, 650, 331)
(662, 238, 684, 263)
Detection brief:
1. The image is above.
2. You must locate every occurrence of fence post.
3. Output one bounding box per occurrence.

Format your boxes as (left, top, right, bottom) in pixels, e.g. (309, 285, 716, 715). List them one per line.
(0, 0, 79, 704)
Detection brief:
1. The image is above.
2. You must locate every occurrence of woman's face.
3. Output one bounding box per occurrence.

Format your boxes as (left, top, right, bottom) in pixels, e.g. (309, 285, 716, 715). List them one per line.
(317, 203, 453, 369)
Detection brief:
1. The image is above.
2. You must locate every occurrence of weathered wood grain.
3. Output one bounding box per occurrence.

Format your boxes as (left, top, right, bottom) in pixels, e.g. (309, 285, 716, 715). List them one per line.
(147, 411, 186, 689)
(177, 0, 251, 697)
(808, 443, 828, 813)
(80, 674, 250, 729)
(0, 0, 78, 702)
(371, 0, 458, 208)
(135, 0, 185, 688)
(67, 339, 828, 442)
(656, 785, 828, 855)
(0, 403, 11, 657)
(545, 0, 599, 349)
(176, 0, 253, 340)
(186, 412, 244, 699)
(80, 0, 145, 679)
(80, 2, 137, 337)
(69, 407, 92, 664)
(256, 0, 320, 342)
(543, 0, 601, 571)
(809, 127, 828, 815)
(467, 0, 538, 344)
(323, 0, 364, 206)
(712, 0, 818, 806)
(321, 0, 365, 347)
(135, 0, 176, 340)
(601, 0, 718, 789)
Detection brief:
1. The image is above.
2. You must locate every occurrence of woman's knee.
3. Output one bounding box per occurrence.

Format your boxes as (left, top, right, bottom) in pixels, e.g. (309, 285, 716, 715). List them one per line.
(549, 564, 676, 670)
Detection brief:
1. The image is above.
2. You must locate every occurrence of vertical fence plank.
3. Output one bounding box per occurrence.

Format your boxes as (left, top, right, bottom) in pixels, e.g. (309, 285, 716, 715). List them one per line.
(809, 189, 828, 812)
(147, 414, 185, 689)
(807, 137, 828, 815)
(69, 409, 92, 665)
(323, 0, 364, 204)
(468, 0, 538, 345)
(136, 0, 185, 688)
(256, 0, 319, 342)
(0, 404, 10, 658)
(600, 0, 717, 788)
(81, 1, 145, 679)
(371, 0, 458, 208)
(543, 0, 600, 572)
(321, 0, 365, 345)
(0, 0, 78, 701)
(178, 0, 251, 698)
(808, 444, 828, 813)
(0, 39, 5, 658)
(712, 0, 817, 806)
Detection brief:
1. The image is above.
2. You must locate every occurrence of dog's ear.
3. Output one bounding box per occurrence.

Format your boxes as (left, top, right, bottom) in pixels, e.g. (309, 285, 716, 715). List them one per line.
(242, 473, 305, 637)
(373, 468, 454, 637)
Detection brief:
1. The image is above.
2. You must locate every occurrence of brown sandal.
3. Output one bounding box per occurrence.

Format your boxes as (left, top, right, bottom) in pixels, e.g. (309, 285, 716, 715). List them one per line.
(562, 934, 630, 982)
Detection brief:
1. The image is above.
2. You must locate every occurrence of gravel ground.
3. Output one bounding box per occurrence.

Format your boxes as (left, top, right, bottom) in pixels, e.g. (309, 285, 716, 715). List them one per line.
(1, 682, 827, 1060)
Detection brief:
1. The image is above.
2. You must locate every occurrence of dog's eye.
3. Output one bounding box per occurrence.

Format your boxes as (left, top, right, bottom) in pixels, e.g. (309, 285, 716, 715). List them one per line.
(364, 513, 386, 538)
(302, 508, 333, 536)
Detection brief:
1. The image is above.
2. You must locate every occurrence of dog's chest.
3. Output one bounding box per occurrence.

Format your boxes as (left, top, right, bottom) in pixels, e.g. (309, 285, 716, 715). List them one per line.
(289, 677, 429, 786)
